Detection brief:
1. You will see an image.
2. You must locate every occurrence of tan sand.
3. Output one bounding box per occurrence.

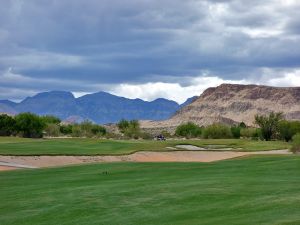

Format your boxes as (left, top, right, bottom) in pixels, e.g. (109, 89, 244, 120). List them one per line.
(0, 165, 18, 171)
(0, 149, 291, 170)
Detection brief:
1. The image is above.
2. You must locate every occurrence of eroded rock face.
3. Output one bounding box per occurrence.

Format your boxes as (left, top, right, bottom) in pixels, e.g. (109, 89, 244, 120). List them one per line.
(140, 83, 300, 133)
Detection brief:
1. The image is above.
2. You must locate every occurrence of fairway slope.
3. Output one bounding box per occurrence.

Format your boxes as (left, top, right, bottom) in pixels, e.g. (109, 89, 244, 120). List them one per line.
(0, 156, 300, 225)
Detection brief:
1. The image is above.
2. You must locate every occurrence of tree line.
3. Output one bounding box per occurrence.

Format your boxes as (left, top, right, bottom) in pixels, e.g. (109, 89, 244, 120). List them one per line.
(175, 112, 300, 146)
(0, 113, 106, 138)
(1, 112, 300, 153)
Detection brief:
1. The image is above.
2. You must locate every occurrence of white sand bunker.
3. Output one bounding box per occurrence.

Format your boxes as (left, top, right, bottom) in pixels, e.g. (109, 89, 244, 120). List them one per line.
(175, 145, 206, 150)
(173, 144, 235, 151)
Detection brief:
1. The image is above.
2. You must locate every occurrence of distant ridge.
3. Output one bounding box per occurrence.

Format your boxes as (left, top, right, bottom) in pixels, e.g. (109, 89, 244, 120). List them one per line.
(0, 91, 192, 124)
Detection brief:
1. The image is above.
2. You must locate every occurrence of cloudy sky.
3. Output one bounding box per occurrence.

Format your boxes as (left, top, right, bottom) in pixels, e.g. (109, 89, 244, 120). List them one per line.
(0, 0, 300, 103)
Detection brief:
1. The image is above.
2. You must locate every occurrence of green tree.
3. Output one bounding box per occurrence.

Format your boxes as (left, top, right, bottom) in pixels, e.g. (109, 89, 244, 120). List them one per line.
(175, 122, 202, 138)
(239, 122, 247, 129)
(15, 113, 45, 138)
(240, 128, 262, 140)
(44, 124, 60, 137)
(60, 124, 73, 135)
(40, 115, 61, 124)
(117, 119, 130, 133)
(202, 124, 232, 139)
(254, 112, 283, 141)
(278, 120, 300, 142)
(231, 125, 241, 139)
(291, 133, 300, 153)
(117, 119, 141, 138)
(91, 124, 106, 136)
(0, 114, 16, 136)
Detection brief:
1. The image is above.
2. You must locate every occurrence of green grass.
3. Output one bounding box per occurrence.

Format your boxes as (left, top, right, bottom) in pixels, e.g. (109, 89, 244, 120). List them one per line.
(0, 156, 300, 225)
(0, 137, 290, 155)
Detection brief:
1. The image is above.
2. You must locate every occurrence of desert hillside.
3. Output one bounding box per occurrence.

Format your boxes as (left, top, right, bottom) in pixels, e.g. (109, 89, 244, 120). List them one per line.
(141, 83, 300, 132)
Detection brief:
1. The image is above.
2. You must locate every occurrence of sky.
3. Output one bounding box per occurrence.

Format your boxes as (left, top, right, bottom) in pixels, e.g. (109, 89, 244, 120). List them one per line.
(0, 0, 300, 103)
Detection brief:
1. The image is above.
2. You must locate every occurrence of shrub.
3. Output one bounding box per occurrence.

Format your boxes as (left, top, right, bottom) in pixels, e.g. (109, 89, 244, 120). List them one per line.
(161, 130, 172, 138)
(71, 124, 82, 137)
(240, 128, 262, 140)
(140, 132, 153, 140)
(60, 124, 73, 135)
(91, 124, 106, 136)
(40, 115, 61, 124)
(15, 113, 45, 138)
(175, 122, 202, 138)
(44, 123, 60, 137)
(117, 119, 130, 133)
(239, 122, 247, 128)
(231, 126, 241, 139)
(278, 120, 300, 142)
(291, 133, 300, 153)
(117, 119, 141, 138)
(254, 112, 283, 141)
(202, 124, 232, 139)
(0, 114, 16, 136)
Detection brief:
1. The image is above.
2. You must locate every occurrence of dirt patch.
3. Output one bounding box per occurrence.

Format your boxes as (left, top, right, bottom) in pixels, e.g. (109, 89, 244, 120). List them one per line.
(0, 149, 291, 170)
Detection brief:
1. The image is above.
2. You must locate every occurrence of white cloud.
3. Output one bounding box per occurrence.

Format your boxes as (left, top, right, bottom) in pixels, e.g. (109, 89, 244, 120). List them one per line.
(266, 71, 300, 87)
(108, 76, 247, 104)
(108, 69, 300, 104)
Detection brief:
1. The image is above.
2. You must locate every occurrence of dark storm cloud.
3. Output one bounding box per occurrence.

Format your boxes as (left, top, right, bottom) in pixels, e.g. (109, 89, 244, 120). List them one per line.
(0, 0, 300, 101)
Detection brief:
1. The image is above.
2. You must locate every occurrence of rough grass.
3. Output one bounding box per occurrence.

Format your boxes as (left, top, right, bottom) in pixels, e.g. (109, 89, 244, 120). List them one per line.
(0, 137, 290, 155)
(0, 156, 299, 225)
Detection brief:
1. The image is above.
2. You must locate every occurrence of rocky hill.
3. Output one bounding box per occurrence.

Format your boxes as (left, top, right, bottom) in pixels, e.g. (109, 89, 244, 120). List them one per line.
(141, 84, 300, 132)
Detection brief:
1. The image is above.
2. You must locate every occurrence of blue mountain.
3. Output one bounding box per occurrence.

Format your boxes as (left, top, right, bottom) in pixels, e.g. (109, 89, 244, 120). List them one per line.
(0, 91, 194, 124)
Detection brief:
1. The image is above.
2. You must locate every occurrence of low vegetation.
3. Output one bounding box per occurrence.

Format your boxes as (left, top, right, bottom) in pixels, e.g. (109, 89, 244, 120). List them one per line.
(291, 133, 300, 153)
(202, 123, 232, 139)
(1, 156, 299, 225)
(1, 112, 299, 146)
(175, 122, 202, 138)
(0, 113, 106, 138)
(254, 112, 283, 141)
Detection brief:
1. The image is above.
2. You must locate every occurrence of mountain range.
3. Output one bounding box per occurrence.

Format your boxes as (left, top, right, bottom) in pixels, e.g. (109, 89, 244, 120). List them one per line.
(0, 91, 196, 124)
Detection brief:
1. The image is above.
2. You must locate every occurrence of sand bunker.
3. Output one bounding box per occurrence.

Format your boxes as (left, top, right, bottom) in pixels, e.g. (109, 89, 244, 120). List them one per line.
(0, 149, 291, 170)
(0, 165, 19, 171)
(175, 145, 206, 150)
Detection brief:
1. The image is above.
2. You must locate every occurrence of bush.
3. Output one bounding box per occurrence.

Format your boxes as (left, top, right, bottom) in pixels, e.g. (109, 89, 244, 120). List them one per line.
(231, 126, 241, 139)
(117, 119, 130, 133)
(60, 124, 73, 135)
(140, 132, 153, 140)
(291, 133, 300, 153)
(40, 115, 61, 124)
(175, 122, 202, 138)
(239, 122, 247, 128)
(117, 119, 141, 139)
(240, 128, 262, 140)
(15, 113, 45, 138)
(161, 130, 172, 138)
(71, 124, 82, 137)
(254, 112, 283, 141)
(91, 124, 106, 136)
(202, 124, 232, 139)
(0, 114, 16, 136)
(44, 123, 61, 137)
(278, 120, 300, 142)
